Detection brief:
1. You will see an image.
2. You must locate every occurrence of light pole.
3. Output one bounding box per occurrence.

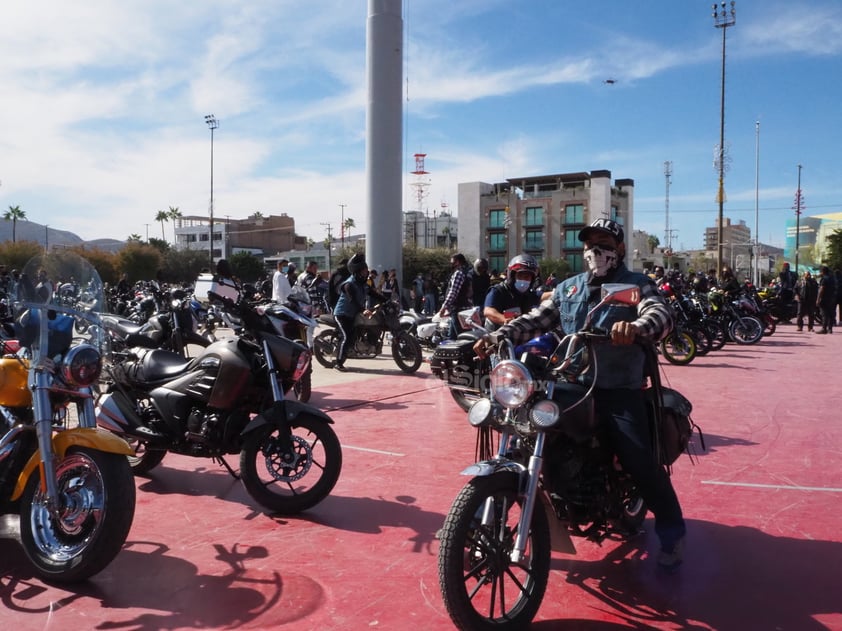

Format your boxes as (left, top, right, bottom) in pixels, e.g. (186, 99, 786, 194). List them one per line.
(339, 203, 346, 250)
(794, 164, 803, 273)
(713, 1, 736, 279)
(754, 120, 760, 286)
(205, 114, 219, 267)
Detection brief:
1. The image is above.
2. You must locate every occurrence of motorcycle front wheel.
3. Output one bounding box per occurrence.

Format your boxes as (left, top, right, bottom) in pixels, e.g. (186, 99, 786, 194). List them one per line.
(391, 331, 423, 373)
(19, 447, 136, 583)
(240, 417, 342, 515)
(313, 330, 338, 369)
(438, 472, 550, 630)
(660, 330, 697, 365)
(125, 437, 167, 475)
(729, 316, 763, 345)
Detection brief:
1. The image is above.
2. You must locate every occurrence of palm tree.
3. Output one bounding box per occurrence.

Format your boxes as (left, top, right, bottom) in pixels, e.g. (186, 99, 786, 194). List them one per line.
(168, 206, 182, 245)
(343, 217, 356, 239)
(3, 205, 26, 243)
(155, 209, 169, 241)
(127, 233, 143, 242)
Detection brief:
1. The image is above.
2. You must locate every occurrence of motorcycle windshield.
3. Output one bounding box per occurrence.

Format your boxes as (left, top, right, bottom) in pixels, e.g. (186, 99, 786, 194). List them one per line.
(13, 252, 106, 360)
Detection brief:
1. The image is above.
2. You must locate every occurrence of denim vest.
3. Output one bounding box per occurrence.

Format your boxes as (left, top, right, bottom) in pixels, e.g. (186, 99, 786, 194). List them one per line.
(553, 266, 648, 390)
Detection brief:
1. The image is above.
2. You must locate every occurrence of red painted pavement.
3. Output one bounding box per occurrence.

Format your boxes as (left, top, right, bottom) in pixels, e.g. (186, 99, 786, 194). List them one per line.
(2, 325, 841, 630)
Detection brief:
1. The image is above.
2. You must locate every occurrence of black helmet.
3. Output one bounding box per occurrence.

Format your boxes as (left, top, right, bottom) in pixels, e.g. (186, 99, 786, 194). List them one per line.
(347, 253, 368, 274)
(506, 254, 538, 285)
(473, 258, 489, 274)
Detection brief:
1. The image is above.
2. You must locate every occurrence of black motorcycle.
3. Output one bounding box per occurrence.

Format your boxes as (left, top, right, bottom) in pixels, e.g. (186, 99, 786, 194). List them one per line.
(313, 300, 423, 373)
(437, 283, 697, 629)
(96, 288, 342, 515)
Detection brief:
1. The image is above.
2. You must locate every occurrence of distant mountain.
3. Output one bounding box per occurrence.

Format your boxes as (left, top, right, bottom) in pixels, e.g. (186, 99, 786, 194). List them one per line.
(0, 219, 126, 253)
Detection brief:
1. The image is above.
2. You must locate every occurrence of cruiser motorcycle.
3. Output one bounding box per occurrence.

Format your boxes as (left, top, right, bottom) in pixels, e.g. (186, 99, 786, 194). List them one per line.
(313, 300, 423, 373)
(96, 283, 342, 515)
(437, 284, 694, 629)
(0, 252, 136, 582)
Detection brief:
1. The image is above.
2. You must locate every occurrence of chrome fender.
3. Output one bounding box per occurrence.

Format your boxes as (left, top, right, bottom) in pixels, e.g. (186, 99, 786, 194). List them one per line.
(460, 458, 526, 477)
(12, 427, 134, 501)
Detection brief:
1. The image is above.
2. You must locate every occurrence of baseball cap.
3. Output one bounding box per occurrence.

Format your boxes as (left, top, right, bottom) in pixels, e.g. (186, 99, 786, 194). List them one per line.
(578, 218, 624, 244)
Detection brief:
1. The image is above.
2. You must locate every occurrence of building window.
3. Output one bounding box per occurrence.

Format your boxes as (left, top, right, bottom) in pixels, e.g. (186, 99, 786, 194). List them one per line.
(610, 205, 624, 227)
(489, 209, 507, 228)
(524, 207, 543, 227)
(564, 204, 584, 224)
(490, 255, 507, 275)
(563, 229, 579, 249)
(524, 230, 543, 251)
(199, 233, 209, 242)
(566, 252, 583, 273)
(489, 232, 507, 251)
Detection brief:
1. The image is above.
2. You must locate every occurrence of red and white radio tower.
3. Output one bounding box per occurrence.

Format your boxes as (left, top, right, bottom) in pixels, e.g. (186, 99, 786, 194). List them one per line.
(410, 153, 430, 215)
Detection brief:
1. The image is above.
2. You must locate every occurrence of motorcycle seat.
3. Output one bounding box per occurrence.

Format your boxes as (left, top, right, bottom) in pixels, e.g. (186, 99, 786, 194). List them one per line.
(102, 315, 146, 336)
(318, 314, 336, 326)
(137, 349, 193, 381)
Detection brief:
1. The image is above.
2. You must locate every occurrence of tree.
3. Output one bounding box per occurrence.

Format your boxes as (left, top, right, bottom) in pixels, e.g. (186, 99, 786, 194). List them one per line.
(167, 206, 182, 245)
(155, 209, 169, 241)
(825, 229, 842, 271)
(343, 217, 356, 238)
(3, 205, 27, 243)
(0, 240, 43, 270)
(118, 242, 164, 282)
(647, 235, 660, 254)
(127, 234, 143, 242)
(229, 251, 265, 283)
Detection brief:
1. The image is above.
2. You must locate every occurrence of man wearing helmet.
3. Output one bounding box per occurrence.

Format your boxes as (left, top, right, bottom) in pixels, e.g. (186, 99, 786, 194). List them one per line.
(475, 218, 686, 571)
(483, 254, 540, 331)
(333, 253, 375, 371)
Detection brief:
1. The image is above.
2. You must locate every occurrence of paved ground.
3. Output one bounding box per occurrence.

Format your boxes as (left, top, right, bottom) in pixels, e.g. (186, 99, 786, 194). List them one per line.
(2, 324, 842, 630)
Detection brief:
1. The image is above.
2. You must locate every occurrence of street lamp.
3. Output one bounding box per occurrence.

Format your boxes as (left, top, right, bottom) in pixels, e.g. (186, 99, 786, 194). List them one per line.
(712, 1, 736, 279)
(205, 114, 220, 267)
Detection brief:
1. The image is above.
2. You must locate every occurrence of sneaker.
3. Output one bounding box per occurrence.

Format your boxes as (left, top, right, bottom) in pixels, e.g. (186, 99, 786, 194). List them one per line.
(657, 537, 684, 572)
(816, 330, 828, 335)
(335, 363, 348, 372)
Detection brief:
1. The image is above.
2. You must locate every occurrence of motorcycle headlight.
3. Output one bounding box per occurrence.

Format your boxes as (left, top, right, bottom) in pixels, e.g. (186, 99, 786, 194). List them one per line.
(60, 343, 102, 387)
(529, 399, 560, 429)
(490, 360, 534, 409)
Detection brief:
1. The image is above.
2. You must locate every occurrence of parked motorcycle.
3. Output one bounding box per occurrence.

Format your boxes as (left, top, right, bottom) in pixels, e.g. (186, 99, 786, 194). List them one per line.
(96, 282, 342, 515)
(430, 307, 489, 411)
(0, 252, 136, 582)
(437, 284, 694, 629)
(400, 310, 448, 350)
(313, 300, 423, 373)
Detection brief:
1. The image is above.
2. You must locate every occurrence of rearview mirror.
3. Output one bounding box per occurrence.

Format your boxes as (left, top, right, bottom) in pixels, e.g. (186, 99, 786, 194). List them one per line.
(600, 283, 640, 306)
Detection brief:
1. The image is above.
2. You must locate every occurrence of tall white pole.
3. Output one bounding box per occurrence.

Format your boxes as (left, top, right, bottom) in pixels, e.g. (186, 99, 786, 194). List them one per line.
(754, 120, 760, 286)
(365, 0, 403, 279)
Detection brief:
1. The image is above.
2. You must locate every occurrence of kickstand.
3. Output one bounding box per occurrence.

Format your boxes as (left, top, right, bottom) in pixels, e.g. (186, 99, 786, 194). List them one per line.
(214, 456, 240, 480)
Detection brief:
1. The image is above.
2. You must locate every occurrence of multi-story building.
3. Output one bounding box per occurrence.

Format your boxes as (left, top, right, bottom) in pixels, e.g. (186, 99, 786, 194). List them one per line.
(402, 211, 458, 249)
(174, 213, 307, 262)
(457, 170, 634, 274)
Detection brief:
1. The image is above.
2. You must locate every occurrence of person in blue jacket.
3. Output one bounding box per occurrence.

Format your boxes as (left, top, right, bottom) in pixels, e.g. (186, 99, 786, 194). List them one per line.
(333, 253, 376, 371)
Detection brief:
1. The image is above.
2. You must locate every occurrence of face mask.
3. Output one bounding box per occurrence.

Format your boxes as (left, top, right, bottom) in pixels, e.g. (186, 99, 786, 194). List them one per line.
(514, 279, 532, 293)
(281, 266, 289, 274)
(584, 245, 618, 278)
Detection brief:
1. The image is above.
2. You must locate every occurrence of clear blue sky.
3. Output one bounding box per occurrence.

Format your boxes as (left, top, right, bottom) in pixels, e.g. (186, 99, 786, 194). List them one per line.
(1, 1, 840, 250)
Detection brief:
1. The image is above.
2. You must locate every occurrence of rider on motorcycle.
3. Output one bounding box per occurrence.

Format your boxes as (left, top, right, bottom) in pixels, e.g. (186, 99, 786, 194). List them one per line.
(483, 254, 541, 331)
(333, 253, 378, 372)
(474, 217, 687, 570)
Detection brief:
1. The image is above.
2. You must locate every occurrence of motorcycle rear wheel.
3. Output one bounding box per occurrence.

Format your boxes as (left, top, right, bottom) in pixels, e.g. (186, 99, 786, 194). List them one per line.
(19, 447, 136, 583)
(438, 472, 550, 630)
(729, 316, 763, 345)
(391, 331, 423, 373)
(125, 438, 167, 475)
(313, 330, 338, 369)
(240, 417, 342, 515)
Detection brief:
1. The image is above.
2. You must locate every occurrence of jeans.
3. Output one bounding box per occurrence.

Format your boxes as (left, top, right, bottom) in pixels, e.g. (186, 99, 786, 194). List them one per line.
(595, 388, 686, 549)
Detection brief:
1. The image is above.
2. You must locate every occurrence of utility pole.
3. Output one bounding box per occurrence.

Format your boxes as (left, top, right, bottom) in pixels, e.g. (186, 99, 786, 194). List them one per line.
(321, 222, 333, 271)
(339, 203, 347, 249)
(205, 114, 219, 267)
(713, 1, 736, 278)
(664, 160, 672, 268)
(794, 164, 803, 273)
(754, 120, 761, 286)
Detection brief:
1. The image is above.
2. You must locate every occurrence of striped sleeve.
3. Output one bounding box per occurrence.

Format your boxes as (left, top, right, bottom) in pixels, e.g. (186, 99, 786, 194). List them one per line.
(633, 280, 673, 342)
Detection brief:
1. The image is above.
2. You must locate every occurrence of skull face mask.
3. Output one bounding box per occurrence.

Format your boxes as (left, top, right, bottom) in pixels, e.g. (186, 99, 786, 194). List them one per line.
(583, 245, 618, 278)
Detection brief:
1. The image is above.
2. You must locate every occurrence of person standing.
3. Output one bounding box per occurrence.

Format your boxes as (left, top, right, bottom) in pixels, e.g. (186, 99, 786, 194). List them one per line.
(437, 253, 472, 339)
(474, 218, 685, 570)
(794, 270, 818, 332)
(411, 273, 424, 313)
(328, 258, 350, 310)
(471, 258, 492, 309)
(816, 265, 836, 334)
(778, 262, 797, 303)
(272, 259, 292, 304)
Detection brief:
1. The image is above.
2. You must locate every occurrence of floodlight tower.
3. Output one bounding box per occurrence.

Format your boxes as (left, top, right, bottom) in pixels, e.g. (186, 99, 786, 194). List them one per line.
(410, 152, 431, 246)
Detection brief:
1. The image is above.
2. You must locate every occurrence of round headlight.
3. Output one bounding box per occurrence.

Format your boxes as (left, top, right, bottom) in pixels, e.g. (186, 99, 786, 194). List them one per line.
(60, 343, 102, 387)
(530, 399, 560, 428)
(468, 397, 493, 427)
(490, 360, 534, 409)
